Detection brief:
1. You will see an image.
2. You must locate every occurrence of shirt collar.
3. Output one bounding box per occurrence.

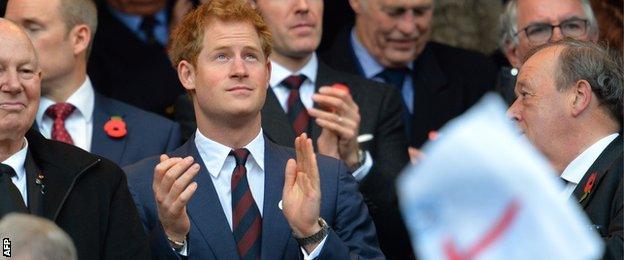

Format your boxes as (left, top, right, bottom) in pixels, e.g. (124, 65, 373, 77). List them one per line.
(269, 53, 318, 88)
(560, 133, 619, 185)
(37, 77, 95, 124)
(194, 129, 265, 178)
(349, 27, 413, 78)
(2, 138, 28, 182)
(108, 6, 167, 32)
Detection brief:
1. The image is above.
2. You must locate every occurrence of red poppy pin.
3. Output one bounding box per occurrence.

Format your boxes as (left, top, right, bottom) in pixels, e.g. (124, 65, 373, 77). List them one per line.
(104, 116, 127, 139)
(579, 172, 597, 203)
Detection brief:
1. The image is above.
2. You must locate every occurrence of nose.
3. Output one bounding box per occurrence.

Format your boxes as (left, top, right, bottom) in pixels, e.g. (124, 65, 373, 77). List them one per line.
(506, 99, 521, 122)
(0, 69, 23, 94)
(550, 26, 565, 42)
(293, 0, 310, 14)
(396, 11, 417, 35)
(230, 57, 249, 80)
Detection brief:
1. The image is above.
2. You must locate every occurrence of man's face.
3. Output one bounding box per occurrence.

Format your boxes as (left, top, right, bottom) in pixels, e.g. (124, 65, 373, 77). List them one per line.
(5, 0, 76, 92)
(0, 23, 41, 140)
(507, 0, 592, 67)
(507, 46, 572, 161)
(182, 20, 271, 124)
(255, 0, 323, 59)
(106, 0, 166, 16)
(352, 0, 433, 68)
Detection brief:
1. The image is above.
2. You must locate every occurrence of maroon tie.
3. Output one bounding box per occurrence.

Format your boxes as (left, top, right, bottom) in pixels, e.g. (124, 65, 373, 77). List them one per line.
(230, 148, 261, 259)
(45, 103, 76, 145)
(282, 75, 309, 136)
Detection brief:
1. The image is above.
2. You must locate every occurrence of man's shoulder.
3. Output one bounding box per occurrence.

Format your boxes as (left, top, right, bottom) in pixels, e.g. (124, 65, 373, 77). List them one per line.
(97, 95, 178, 129)
(26, 129, 125, 182)
(317, 61, 397, 99)
(425, 41, 496, 69)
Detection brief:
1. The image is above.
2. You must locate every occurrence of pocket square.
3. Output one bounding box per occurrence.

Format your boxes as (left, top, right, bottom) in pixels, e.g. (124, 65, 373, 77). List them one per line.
(357, 134, 374, 143)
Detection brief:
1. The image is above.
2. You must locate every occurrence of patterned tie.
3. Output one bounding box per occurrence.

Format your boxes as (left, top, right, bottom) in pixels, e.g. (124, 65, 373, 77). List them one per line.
(282, 75, 309, 136)
(230, 148, 262, 260)
(0, 163, 27, 218)
(139, 16, 157, 44)
(45, 103, 76, 145)
(377, 68, 413, 140)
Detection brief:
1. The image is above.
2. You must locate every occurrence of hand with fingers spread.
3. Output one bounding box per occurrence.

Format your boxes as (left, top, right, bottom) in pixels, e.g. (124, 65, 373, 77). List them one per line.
(308, 86, 361, 170)
(152, 154, 200, 242)
(282, 133, 322, 252)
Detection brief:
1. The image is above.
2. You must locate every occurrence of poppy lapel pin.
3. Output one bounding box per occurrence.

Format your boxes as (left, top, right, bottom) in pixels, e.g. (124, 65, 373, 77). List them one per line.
(579, 172, 597, 203)
(104, 116, 127, 139)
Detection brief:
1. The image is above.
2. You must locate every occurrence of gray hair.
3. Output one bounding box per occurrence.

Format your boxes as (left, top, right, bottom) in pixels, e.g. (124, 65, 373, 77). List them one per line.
(0, 213, 77, 260)
(59, 0, 98, 58)
(499, 0, 599, 50)
(525, 39, 623, 127)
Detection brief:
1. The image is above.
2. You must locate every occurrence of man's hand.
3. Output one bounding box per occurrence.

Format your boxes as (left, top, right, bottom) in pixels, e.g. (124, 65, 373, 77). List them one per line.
(152, 154, 200, 242)
(308, 86, 361, 169)
(282, 134, 322, 252)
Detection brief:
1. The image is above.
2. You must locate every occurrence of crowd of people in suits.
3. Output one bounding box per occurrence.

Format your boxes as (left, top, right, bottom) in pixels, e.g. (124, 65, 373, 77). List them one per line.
(0, 0, 620, 259)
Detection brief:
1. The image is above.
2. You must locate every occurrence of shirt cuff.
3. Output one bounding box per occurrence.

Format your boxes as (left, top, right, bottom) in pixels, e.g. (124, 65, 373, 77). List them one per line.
(300, 234, 328, 259)
(350, 150, 373, 182)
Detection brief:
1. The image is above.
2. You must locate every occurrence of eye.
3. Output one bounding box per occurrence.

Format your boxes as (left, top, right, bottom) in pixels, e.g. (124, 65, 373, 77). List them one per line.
(385, 7, 405, 18)
(19, 68, 36, 79)
(215, 54, 228, 62)
(244, 53, 258, 61)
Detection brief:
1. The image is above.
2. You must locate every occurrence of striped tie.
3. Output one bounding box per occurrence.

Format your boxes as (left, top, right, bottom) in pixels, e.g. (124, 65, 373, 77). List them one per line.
(45, 103, 76, 145)
(282, 75, 309, 136)
(230, 148, 261, 260)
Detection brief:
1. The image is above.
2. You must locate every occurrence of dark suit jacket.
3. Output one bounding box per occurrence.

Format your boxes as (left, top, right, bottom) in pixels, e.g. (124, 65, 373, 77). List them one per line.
(88, 3, 184, 116)
(320, 30, 497, 147)
(25, 129, 150, 259)
(125, 136, 384, 259)
(572, 135, 623, 260)
(90, 94, 181, 167)
(174, 61, 413, 258)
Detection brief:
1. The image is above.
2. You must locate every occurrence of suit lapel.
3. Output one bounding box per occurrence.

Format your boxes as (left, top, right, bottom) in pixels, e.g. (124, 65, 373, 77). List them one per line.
(24, 150, 44, 216)
(261, 139, 293, 259)
(261, 89, 297, 146)
(572, 135, 622, 207)
(173, 140, 240, 259)
(90, 94, 129, 165)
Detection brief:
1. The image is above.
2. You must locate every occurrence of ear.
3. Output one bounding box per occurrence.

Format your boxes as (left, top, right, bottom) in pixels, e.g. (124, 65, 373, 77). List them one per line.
(178, 60, 196, 92)
(70, 24, 91, 56)
(503, 43, 521, 68)
(570, 79, 592, 117)
(264, 59, 271, 90)
(348, 0, 362, 14)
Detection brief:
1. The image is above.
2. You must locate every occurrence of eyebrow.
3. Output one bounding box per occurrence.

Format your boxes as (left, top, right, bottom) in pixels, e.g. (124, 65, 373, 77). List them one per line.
(525, 15, 586, 27)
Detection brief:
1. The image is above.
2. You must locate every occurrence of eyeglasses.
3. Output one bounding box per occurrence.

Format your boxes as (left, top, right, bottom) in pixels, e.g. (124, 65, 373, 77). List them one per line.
(515, 18, 588, 44)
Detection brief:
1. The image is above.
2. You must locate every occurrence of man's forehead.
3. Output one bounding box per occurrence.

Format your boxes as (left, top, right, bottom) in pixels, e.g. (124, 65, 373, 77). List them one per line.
(517, 0, 585, 25)
(376, 0, 433, 8)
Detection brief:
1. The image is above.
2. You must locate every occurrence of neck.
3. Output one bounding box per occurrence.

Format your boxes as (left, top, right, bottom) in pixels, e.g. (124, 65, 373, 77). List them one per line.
(550, 123, 618, 174)
(0, 138, 24, 162)
(270, 52, 312, 72)
(42, 65, 86, 103)
(196, 114, 262, 149)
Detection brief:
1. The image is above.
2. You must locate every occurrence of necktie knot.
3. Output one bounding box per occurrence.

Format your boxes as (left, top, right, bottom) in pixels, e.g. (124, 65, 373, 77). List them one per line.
(230, 148, 250, 166)
(45, 103, 76, 121)
(140, 16, 157, 44)
(377, 68, 409, 90)
(0, 164, 16, 178)
(282, 75, 307, 90)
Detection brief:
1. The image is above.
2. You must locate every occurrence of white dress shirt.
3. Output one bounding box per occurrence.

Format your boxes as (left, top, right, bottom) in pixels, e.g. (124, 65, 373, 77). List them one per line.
(194, 129, 326, 258)
(269, 54, 373, 181)
(560, 133, 619, 198)
(37, 77, 95, 152)
(2, 138, 29, 206)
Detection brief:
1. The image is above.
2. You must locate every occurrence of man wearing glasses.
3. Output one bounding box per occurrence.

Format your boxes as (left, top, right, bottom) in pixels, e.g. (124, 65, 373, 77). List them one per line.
(497, 0, 599, 103)
(321, 0, 497, 153)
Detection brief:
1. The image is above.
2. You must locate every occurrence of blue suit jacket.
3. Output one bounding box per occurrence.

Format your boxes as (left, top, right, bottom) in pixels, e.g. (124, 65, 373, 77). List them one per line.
(90, 94, 181, 166)
(125, 136, 384, 259)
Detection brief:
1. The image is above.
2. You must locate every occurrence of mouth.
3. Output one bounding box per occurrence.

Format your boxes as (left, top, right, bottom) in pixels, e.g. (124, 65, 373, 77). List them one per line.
(0, 102, 26, 111)
(290, 23, 316, 33)
(387, 38, 417, 49)
(227, 86, 253, 93)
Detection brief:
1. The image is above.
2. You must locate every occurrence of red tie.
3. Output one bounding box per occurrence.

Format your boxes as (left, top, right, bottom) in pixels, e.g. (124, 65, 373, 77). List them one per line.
(230, 148, 261, 260)
(45, 103, 76, 145)
(282, 75, 309, 136)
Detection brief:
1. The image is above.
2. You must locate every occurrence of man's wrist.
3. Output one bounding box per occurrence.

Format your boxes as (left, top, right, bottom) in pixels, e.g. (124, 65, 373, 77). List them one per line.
(293, 218, 329, 247)
(347, 149, 365, 171)
(167, 235, 187, 251)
